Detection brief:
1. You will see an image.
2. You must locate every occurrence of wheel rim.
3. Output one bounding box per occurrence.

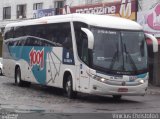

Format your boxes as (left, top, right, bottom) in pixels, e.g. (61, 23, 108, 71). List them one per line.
(66, 80, 71, 95)
(16, 71, 20, 84)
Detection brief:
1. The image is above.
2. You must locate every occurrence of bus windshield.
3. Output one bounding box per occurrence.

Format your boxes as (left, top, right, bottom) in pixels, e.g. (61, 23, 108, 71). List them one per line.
(91, 27, 148, 74)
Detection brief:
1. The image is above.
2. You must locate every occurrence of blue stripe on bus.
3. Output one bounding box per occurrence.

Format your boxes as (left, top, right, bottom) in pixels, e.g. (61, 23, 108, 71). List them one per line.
(137, 73, 147, 79)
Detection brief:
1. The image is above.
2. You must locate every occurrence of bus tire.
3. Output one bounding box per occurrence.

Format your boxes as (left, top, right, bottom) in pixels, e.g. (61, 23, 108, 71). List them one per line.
(0, 68, 2, 75)
(15, 67, 31, 87)
(65, 75, 77, 99)
(24, 81, 31, 87)
(15, 67, 24, 86)
(113, 95, 122, 100)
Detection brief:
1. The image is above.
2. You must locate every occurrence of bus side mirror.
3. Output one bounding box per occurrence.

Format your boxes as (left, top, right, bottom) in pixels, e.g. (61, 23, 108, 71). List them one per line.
(145, 33, 158, 53)
(81, 28, 94, 49)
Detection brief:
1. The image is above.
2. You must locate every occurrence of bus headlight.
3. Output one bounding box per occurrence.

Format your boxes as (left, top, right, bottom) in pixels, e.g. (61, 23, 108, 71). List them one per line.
(92, 75, 109, 83)
(87, 72, 109, 83)
(100, 78, 106, 82)
(139, 79, 145, 84)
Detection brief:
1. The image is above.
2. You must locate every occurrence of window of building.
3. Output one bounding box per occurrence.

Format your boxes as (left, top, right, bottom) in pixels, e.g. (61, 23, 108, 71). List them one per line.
(54, 1, 64, 15)
(33, 3, 43, 10)
(138, 0, 143, 11)
(86, 0, 93, 4)
(86, 0, 102, 4)
(17, 4, 26, 19)
(3, 7, 11, 19)
(54, 1, 64, 8)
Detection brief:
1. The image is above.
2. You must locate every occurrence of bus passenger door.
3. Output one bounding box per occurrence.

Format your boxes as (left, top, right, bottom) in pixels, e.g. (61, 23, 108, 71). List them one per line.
(78, 37, 90, 92)
(79, 63, 90, 92)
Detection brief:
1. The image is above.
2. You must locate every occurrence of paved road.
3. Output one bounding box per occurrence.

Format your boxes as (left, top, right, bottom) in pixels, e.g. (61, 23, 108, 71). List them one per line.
(0, 76, 160, 118)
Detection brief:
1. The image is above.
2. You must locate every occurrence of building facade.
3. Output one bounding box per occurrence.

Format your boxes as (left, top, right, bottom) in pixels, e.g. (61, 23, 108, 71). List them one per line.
(66, 0, 120, 6)
(0, 0, 65, 32)
(1, 0, 160, 32)
(64, 0, 137, 21)
(0, 0, 65, 56)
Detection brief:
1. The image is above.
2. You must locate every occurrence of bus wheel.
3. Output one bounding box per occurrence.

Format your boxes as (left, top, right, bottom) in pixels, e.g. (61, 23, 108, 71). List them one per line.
(113, 95, 122, 100)
(15, 67, 23, 86)
(0, 68, 2, 75)
(65, 75, 77, 99)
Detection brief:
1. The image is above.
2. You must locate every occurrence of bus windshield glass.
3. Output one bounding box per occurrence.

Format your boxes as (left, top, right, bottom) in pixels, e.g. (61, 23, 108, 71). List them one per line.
(91, 27, 147, 74)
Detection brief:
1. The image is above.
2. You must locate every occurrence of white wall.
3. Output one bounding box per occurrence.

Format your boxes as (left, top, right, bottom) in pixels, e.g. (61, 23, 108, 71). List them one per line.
(66, 0, 85, 6)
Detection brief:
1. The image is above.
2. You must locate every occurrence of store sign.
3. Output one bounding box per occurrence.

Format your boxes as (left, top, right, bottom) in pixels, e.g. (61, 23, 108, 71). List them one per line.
(62, 0, 137, 20)
(137, 3, 160, 37)
(33, 9, 55, 18)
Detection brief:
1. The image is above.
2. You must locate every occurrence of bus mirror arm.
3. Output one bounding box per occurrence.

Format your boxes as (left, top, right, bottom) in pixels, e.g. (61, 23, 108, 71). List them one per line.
(145, 33, 158, 53)
(81, 28, 94, 49)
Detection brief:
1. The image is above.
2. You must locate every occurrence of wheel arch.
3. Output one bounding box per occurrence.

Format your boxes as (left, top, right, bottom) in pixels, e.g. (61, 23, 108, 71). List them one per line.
(15, 64, 20, 79)
(63, 69, 76, 91)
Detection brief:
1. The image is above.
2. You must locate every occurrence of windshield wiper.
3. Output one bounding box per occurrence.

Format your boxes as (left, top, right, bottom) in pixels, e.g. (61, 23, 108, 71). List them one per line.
(123, 44, 137, 71)
(109, 43, 119, 70)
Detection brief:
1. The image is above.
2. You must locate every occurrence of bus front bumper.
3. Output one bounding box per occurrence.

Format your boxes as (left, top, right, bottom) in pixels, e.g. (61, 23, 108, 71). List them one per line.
(89, 79, 148, 96)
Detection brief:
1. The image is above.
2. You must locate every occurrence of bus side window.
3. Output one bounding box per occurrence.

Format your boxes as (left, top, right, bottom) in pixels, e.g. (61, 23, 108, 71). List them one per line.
(75, 30, 88, 65)
(25, 37, 38, 46)
(81, 33, 88, 64)
(54, 23, 73, 51)
(24, 26, 35, 37)
(8, 41, 14, 46)
(4, 27, 14, 40)
(14, 27, 24, 38)
(80, 31, 88, 65)
(62, 32, 72, 51)
(74, 22, 89, 65)
(21, 39, 26, 46)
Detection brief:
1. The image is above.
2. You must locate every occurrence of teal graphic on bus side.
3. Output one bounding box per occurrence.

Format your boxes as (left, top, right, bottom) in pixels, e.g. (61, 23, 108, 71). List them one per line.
(8, 46, 52, 85)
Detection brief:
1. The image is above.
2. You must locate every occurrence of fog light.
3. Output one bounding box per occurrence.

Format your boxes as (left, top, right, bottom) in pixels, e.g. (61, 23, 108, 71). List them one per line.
(93, 85, 97, 90)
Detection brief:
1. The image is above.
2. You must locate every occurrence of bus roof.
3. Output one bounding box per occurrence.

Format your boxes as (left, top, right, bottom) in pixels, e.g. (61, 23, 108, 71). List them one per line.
(5, 14, 142, 30)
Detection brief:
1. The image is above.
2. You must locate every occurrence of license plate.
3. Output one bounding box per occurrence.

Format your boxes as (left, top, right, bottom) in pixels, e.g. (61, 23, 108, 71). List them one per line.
(118, 88, 128, 92)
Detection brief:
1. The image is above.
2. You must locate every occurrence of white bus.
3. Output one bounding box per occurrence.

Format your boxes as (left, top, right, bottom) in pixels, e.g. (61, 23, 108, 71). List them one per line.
(2, 14, 158, 99)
